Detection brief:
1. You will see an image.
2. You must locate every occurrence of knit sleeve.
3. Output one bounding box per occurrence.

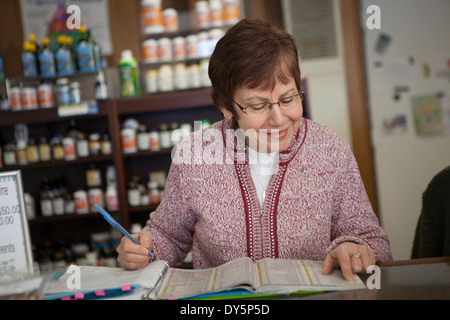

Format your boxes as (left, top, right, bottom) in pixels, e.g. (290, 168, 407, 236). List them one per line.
(325, 145, 393, 262)
(144, 161, 196, 267)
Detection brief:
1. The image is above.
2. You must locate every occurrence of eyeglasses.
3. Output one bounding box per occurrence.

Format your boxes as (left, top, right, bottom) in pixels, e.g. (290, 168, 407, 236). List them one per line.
(233, 91, 304, 117)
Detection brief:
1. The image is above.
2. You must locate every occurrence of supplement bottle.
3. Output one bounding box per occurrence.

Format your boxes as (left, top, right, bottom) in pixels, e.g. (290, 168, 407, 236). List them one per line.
(55, 35, 75, 76)
(141, 0, 164, 34)
(118, 50, 141, 98)
(21, 42, 38, 77)
(76, 25, 96, 73)
(38, 37, 56, 78)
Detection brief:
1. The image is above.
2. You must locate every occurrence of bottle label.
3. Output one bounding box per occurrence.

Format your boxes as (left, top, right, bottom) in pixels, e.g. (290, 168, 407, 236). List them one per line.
(74, 192, 88, 214)
(38, 51, 56, 77)
(119, 66, 140, 97)
(56, 48, 74, 76)
(53, 197, 65, 215)
(41, 199, 53, 217)
(106, 193, 119, 211)
(76, 42, 96, 73)
(21, 52, 38, 77)
(39, 144, 51, 161)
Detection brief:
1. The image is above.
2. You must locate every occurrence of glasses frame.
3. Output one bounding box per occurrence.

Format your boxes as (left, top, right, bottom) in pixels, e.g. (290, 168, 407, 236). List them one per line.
(233, 91, 305, 116)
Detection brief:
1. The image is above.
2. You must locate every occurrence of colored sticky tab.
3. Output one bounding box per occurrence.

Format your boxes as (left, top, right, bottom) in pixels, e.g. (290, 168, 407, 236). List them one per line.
(74, 293, 85, 299)
(121, 285, 132, 291)
(95, 290, 106, 296)
(61, 296, 72, 300)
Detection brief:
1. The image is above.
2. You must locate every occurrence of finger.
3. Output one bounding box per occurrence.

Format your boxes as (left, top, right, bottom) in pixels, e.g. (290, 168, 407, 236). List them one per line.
(351, 254, 363, 274)
(117, 254, 148, 270)
(360, 247, 375, 272)
(322, 251, 340, 275)
(338, 254, 354, 280)
(122, 236, 150, 256)
(138, 230, 152, 250)
(116, 245, 151, 270)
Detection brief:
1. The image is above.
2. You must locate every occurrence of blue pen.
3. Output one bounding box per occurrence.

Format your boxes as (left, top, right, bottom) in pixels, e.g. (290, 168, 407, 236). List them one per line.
(94, 204, 153, 258)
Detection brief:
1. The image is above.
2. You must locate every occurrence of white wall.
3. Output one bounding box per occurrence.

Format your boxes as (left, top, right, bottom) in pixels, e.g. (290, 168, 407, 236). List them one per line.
(284, 0, 450, 260)
(361, 0, 450, 260)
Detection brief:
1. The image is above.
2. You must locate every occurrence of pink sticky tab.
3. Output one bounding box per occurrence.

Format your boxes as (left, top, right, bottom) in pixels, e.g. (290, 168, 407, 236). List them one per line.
(74, 293, 85, 299)
(121, 285, 132, 291)
(61, 296, 72, 300)
(95, 290, 106, 296)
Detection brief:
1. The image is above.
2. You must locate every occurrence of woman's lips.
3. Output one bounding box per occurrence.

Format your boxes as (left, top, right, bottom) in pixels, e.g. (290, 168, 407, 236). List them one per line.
(268, 128, 289, 140)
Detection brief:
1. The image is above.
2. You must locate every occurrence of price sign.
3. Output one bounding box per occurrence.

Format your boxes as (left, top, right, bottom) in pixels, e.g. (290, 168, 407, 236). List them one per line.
(0, 171, 33, 273)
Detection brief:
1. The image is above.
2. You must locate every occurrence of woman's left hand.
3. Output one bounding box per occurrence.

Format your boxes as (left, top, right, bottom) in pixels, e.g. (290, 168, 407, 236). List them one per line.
(322, 242, 375, 280)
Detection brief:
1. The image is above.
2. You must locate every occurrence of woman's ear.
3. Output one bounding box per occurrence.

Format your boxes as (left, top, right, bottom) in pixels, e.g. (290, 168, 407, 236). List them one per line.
(220, 105, 234, 120)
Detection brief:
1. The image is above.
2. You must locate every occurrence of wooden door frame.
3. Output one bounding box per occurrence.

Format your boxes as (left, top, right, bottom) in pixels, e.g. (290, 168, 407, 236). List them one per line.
(339, 0, 379, 216)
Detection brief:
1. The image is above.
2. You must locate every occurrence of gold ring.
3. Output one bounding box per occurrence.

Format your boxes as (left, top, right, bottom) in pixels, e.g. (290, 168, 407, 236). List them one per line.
(351, 253, 361, 258)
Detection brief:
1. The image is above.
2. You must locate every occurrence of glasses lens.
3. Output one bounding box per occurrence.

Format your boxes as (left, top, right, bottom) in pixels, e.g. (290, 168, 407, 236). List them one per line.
(244, 94, 301, 116)
(247, 102, 271, 114)
(280, 94, 300, 109)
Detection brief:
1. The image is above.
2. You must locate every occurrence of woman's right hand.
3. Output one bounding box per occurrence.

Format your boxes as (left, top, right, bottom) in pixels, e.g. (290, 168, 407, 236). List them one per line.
(116, 230, 153, 270)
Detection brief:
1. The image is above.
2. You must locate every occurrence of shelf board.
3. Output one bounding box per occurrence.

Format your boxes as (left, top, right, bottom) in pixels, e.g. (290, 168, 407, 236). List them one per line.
(0, 154, 114, 172)
(28, 211, 106, 224)
(127, 204, 159, 213)
(0, 100, 110, 127)
(115, 88, 214, 114)
(122, 148, 172, 158)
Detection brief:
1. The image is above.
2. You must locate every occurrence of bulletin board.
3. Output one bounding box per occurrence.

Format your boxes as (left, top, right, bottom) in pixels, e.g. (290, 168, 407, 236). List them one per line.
(0, 171, 34, 273)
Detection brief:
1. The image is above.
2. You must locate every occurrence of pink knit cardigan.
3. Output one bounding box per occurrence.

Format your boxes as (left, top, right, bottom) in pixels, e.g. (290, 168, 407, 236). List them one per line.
(146, 118, 392, 268)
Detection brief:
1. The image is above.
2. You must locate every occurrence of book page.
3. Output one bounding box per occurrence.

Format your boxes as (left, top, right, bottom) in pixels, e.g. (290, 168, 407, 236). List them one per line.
(154, 258, 365, 299)
(256, 258, 365, 292)
(156, 267, 215, 299)
(155, 257, 256, 299)
(211, 257, 256, 290)
(256, 258, 306, 287)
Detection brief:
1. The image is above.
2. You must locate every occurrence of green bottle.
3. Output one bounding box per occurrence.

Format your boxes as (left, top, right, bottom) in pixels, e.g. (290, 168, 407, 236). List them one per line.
(118, 50, 141, 98)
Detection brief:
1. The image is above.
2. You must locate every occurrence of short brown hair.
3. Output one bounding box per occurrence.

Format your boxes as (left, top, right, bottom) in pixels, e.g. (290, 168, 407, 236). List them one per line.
(208, 18, 301, 119)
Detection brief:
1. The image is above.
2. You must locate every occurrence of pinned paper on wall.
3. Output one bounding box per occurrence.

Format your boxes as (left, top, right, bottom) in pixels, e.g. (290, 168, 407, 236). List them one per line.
(429, 55, 450, 85)
(372, 57, 416, 94)
(411, 94, 445, 136)
(382, 114, 408, 135)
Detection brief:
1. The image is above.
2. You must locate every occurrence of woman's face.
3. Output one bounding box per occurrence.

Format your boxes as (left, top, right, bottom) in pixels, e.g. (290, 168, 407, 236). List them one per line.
(223, 76, 303, 153)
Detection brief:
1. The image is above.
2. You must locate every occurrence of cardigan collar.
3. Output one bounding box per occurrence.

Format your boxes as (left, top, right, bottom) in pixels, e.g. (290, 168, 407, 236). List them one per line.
(222, 118, 307, 165)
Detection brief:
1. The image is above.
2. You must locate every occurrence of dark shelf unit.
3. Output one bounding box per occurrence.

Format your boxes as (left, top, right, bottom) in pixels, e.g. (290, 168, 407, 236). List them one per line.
(0, 88, 221, 248)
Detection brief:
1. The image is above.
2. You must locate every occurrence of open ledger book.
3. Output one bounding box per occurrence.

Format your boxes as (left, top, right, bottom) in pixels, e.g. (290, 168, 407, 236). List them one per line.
(43, 257, 365, 300)
(146, 257, 366, 300)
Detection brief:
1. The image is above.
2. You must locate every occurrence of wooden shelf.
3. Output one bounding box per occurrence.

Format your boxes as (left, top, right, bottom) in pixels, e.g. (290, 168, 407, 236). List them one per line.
(0, 154, 114, 172)
(122, 148, 172, 158)
(115, 88, 213, 114)
(0, 86, 217, 246)
(0, 100, 110, 127)
(28, 212, 107, 224)
(127, 204, 159, 213)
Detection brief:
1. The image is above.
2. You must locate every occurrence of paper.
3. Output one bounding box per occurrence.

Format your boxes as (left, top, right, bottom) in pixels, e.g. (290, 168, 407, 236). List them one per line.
(0, 171, 33, 274)
(411, 94, 444, 136)
(372, 58, 415, 94)
(44, 260, 167, 298)
(152, 257, 365, 300)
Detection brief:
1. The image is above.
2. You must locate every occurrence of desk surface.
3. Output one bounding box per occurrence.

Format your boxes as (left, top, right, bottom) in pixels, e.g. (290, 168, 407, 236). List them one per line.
(295, 257, 450, 300)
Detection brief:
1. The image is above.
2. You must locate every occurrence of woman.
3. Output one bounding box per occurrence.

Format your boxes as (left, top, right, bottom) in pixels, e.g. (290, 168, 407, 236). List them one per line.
(117, 18, 392, 280)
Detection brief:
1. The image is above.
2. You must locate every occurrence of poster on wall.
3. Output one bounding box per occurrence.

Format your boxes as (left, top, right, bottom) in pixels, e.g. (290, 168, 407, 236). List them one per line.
(411, 94, 445, 136)
(20, 0, 113, 55)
